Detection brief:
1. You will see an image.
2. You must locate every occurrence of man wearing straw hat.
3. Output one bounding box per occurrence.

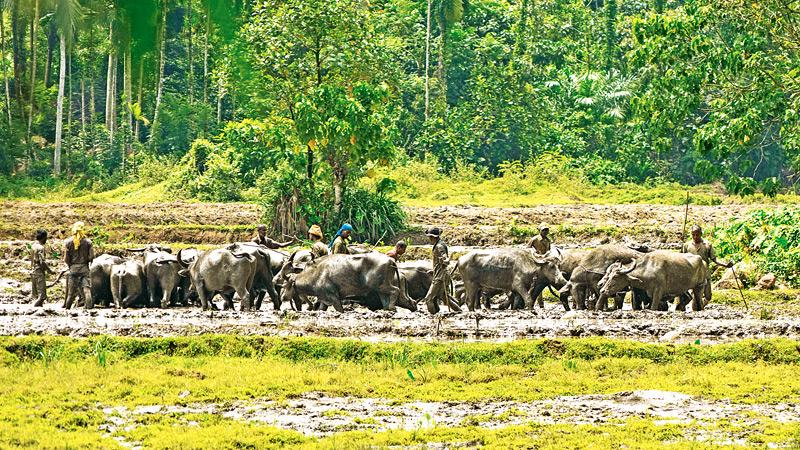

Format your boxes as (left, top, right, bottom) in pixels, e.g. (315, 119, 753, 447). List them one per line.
(63, 221, 95, 309)
(308, 224, 329, 258)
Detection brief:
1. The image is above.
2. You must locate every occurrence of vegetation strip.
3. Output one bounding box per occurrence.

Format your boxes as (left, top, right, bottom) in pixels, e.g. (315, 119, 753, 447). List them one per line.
(4, 335, 800, 366)
(2, 336, 800, 448)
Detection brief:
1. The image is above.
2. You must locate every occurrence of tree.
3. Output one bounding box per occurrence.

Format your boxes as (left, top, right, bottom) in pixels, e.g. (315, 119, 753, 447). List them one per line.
(53, 0, 83, 176)
(0, 0, 12, 127)
(295, 82, 396, 213)
(434, 0, 464, 107)
(245, 0, 381, 184)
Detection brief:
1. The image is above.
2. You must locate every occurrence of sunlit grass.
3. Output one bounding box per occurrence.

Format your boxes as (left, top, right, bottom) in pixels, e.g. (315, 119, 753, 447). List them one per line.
(2, 336, 800, 448)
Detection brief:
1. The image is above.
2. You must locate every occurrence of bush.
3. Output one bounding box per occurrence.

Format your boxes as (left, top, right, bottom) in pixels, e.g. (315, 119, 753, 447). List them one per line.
(336, 179, 406, 244)
(168, 139, 243, 202)
(714, 208, 800, 286)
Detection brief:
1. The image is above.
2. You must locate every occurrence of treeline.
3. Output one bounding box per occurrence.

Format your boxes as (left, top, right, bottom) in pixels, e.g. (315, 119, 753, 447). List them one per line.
(0, 0, 798, 205)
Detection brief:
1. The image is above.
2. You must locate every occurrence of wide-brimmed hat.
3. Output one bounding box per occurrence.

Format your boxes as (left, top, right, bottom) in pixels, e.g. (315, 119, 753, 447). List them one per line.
(538, 222, 550, 231)
(308, 224, 323, 239)
(425, 227, 442, 238)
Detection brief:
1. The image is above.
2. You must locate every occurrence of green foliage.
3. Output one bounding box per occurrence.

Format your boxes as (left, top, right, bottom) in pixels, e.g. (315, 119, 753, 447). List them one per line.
(169, 139, 243, 202)
(714, 208, 800, 286)
(335, 180, 407, 244)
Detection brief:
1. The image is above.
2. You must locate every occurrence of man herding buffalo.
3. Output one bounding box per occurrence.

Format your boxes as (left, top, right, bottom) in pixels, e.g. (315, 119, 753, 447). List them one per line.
(420, 227, 455, 314)
(64, 222, 95, 309)
(253, 224, 293, 249)
(30, 229, 55, 307)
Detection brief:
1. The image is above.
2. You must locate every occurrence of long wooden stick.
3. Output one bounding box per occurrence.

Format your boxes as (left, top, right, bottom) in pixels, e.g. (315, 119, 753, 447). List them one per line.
(681, 191, 690, 241)
(730, 266, 749, 311)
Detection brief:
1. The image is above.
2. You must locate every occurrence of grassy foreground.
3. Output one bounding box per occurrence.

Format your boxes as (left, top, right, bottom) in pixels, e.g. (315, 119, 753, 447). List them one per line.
(2, 336, 800, 448)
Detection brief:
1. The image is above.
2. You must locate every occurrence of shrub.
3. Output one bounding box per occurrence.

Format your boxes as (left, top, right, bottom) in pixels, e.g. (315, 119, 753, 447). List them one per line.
(714, 208, 800, 286)
(168, 139, 243, 202)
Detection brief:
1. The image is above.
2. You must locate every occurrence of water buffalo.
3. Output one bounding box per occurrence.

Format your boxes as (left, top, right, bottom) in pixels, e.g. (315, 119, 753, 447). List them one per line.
(598, 250, 709, 311)
(279, 252, 415, 313)
(90, 254, 125, 307)
(558, 245, 644, 311)
(226, 243, 281, 310)
(398, 260, 433, 301)
(110, 260, 147, 308)
(127, 245, 188, 308)
(457, 248, 567, 313)
(177, 248, 258, 311)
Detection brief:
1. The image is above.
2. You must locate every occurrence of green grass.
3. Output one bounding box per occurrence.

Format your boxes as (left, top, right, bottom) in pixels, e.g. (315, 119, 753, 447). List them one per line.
(371, 160, 800, 207)
(2, 336, 800, 448)
(7, 158, 800, 207)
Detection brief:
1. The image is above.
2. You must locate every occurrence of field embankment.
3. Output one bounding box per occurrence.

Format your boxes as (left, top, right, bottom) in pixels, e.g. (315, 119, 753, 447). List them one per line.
(0, 200, 767, 248)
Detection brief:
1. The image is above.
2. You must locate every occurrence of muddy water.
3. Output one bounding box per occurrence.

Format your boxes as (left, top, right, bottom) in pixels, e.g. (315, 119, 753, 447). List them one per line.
(99, 390, 800, 439)
(1, 300, 798, 343)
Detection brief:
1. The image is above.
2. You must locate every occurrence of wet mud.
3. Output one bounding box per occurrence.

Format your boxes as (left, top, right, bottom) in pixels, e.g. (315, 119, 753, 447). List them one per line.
(1, 300, 797, 344)
(100, 390, 800, 443)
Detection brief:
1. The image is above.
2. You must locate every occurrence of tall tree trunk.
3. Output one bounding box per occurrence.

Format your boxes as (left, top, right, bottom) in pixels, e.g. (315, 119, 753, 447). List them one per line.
(187, 0, 193, 104)
(203, 2, 209, 106)
(134, 58, 143, 141)
(54, 34, 66, 177)
(80, 77, 86, 133)
(105, 22, 113, 129)
(109, 54, 117, 148)
(44, 21, 56, 88)
(66, 52, 72, 177)
(216, 89, 222, 123)
(89, 78, 95, 126)
(26, 0, 39, 143)
(424, 0, 431, 121)
(67, 52, 72, 132)
(150, 0, 167, 149)
(11, 1, 24, 103)
(0, 6, 12, 127)
(437, 20, 446, 107)
(87, 24, 95, 127)
(124, 47, 132, 174)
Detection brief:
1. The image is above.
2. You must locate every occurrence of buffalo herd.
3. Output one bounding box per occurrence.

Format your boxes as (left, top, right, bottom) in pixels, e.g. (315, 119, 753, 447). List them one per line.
(83, 241, 712, 314)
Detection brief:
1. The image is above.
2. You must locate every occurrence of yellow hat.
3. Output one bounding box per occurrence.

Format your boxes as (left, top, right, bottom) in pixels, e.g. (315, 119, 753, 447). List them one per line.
(71, 221, 85, 234)
(308, 224, 323, 239)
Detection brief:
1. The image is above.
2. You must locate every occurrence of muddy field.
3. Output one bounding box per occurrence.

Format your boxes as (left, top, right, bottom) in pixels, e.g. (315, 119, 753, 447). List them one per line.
(0, 201, 794, 343)
(0, 300, 798, 343)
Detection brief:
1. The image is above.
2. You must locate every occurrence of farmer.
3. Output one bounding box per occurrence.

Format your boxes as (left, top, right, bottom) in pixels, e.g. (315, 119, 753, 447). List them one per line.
(329, 223, 354, 255)
(30, 229, 55, 307)
(528, 222, 552, 254)
(682, 224, 731, 307)
(64, 222, 95, 309)
(682, 224, 731, 268)
(253, 224, 293, 249)
(308, 224, 329, 258)
(386, 240, 407, 261)
(420, 227, 453, 314)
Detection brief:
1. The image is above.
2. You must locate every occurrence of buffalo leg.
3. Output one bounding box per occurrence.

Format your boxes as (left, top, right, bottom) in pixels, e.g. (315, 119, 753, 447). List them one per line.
(691, 287, 704, 311)
(614, 292, 625, 311)
(195, 281, 211, 311)
(237, 286, 252, 312)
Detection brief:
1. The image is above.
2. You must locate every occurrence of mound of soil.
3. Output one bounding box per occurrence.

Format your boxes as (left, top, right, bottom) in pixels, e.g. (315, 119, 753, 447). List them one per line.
(0, 201, 755, 246)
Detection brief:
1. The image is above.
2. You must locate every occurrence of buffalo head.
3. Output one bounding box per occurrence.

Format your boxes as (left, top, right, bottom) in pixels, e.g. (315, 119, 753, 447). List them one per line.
(598, 260, 637, 297)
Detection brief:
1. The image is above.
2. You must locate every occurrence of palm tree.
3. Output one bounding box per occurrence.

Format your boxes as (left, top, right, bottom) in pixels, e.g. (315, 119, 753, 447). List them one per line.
(53, 0, 83, 176)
